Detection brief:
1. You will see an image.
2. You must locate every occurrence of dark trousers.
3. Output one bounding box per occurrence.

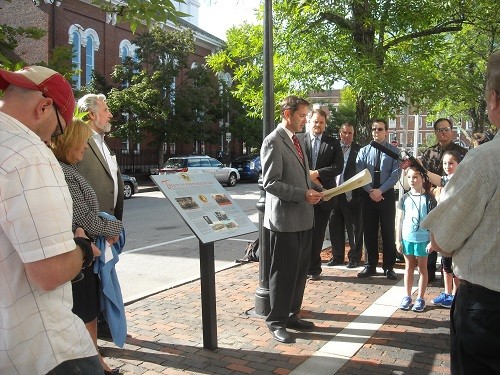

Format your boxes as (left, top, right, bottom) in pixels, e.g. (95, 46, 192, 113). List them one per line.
(329, 194, 363, 263)
(451, 281, 500, 374)
(266, 229, 312, 329)
(308, 205, 332, 276)
(427, 250, 438, 278)
(361, 189, 396, 270)
(46, 355, 103, 375)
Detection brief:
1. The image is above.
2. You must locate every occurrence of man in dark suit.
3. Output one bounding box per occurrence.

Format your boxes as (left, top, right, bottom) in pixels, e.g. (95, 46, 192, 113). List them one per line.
(328, 123, 364, 268)
(300, 108, 343, 279)
(261, 95, 323, 344)
(76, 93, 125, 339)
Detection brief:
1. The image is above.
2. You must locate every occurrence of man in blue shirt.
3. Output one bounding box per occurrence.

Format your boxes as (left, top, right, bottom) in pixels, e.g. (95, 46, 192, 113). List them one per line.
(356, 119, 401, 280)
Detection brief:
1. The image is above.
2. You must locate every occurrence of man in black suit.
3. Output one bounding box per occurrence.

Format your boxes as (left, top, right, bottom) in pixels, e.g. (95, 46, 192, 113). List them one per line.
(328, 123, 363, 268)
(300, 108, 343, 280)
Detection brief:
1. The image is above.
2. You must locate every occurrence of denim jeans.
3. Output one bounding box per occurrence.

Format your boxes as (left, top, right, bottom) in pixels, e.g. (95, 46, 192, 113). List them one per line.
(451, 280, 500, 375)
(46, 355, 103, 375)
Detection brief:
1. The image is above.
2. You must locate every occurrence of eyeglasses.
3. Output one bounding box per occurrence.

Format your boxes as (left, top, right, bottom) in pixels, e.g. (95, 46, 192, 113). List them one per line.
(51, 105, 64, 138)
(372, 127, 385, 132)
(436, 127, 451, 133)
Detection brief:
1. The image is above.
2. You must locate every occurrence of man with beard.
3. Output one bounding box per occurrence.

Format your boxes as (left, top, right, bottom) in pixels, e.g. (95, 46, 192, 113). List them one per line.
(77, 94, 124, 339)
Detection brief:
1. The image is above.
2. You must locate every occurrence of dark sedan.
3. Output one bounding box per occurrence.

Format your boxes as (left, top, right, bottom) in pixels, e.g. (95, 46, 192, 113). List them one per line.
(122, 174, 139, 199)
(230, 155, 261, 181)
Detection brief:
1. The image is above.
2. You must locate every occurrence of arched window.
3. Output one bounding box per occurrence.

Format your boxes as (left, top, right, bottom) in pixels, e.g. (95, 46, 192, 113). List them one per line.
(71, 31, 81, 88)
(82, 29, 100, 85)
(119, 39, 133, 62)
(85, 35, 94, 84)
(68, 24, 83, 89)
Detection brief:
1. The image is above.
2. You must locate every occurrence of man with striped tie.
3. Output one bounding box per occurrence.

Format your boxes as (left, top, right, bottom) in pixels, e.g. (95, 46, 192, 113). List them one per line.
(260, 95, 323, 344)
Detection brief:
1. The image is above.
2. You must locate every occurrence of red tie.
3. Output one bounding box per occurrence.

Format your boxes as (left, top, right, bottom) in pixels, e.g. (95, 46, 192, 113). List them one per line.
(292, 134, 304, 161)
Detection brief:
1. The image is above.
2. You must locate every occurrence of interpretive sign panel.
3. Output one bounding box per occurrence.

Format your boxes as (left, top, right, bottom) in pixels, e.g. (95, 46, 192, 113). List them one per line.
(151, 173, 258, 244)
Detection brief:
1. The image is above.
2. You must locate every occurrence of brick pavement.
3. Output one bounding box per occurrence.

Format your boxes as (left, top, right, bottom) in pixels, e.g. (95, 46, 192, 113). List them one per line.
(99, 249, 452, 375)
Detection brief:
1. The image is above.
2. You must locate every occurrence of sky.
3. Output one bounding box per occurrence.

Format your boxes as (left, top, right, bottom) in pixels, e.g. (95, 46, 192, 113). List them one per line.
(198, 0, 261, 40)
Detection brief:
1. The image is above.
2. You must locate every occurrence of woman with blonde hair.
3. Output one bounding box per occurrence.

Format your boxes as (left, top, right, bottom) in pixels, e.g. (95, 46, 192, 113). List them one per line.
(52, 119, 123, 375)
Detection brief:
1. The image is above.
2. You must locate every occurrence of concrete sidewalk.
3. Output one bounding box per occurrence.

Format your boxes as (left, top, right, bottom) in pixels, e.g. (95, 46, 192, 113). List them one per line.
(99, 252, 451, 375)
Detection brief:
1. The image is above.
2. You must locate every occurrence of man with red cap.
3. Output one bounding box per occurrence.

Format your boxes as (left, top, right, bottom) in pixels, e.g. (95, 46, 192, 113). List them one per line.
(0, 66, 103, 374)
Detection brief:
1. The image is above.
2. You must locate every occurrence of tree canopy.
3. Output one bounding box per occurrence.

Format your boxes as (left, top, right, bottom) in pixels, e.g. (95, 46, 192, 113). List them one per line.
(207, 0, 500, 143)
(106, 27, 224, 167)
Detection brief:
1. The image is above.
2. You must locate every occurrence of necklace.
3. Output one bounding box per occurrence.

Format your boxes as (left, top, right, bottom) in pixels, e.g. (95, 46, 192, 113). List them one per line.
(409, 192, 423, 231)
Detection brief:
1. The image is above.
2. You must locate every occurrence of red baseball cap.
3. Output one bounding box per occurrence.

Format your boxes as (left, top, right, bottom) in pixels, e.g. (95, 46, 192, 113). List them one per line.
(0, 66, 75, 126)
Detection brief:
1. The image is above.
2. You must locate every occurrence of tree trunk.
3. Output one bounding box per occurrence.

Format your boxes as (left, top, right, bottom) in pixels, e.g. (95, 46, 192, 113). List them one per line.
(157, 142, 165, 168)
(356, 95, 372, 144)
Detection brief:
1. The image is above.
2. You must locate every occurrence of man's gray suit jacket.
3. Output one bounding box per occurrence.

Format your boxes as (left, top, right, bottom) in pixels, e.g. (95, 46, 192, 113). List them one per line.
(77, 137, 124, 220)
(261, 126, 314, 233)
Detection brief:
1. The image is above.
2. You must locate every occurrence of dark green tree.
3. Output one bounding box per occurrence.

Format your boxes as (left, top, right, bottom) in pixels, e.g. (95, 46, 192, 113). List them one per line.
(208, 0, 500, 143)
(107, 27, 225, 167)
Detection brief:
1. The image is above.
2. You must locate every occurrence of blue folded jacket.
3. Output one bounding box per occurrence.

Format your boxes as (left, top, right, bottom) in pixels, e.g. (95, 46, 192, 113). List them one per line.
(93, 212, 127, 347)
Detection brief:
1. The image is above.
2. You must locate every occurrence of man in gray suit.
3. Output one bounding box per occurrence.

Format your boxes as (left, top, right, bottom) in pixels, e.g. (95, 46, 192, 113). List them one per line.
(300, 108, 343, 279)
(261, 95, 323, 344)
(76, 93, 124, 339)
(76, 94, 124, 221)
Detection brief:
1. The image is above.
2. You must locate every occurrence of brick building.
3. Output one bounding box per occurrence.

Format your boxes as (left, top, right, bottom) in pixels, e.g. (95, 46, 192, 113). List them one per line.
(1, 0, 239, 173)
(308, 90, 471, 150)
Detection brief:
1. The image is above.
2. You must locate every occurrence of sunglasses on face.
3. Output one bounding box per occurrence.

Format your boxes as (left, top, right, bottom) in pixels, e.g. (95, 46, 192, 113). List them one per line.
(436, 127, 451, 133)
(372, 127, 385, 132)
(51, 105, 64, 138)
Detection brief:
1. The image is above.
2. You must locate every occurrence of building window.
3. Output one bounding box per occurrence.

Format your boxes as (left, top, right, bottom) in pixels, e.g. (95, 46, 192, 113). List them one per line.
(426, 119, 433, 128)
(82, 29, 100, 85)
(71, 31, 81, 89)
(68, 24, 83, 89)
(85, 35, 94, 85)
(418, 133, 423, 144)
(133, 142, 140, 155)
(121, 139, 129, 154)
(388, 118, 396, 128)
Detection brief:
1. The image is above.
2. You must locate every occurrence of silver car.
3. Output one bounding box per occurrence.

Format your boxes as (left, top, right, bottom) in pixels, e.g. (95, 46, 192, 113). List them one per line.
(158, 156, 240, 187)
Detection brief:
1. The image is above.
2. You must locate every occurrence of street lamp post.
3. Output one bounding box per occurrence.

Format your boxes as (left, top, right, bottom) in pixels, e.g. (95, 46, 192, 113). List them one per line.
(217, 72, 232, 158)
(254, 0, 274, 317)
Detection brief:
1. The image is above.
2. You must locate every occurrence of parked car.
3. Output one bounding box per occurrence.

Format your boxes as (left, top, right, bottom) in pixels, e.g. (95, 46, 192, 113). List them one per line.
(230, 154, 261, 181)
(159, 155, 240, 187)
(122, 174, 139, 199)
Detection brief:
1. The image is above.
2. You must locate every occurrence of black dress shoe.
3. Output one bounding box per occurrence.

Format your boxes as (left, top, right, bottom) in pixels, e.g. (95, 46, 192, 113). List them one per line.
(307, 274, 321, 281)
(269, 327, 295, 343)
(357, 266, 376, 278)
(326, 259, 344, 266)
(385, 269, 397, 280)
(104, 369, 121, 375)
(286, 318, 315, 330)
(346, 261, 359, 268)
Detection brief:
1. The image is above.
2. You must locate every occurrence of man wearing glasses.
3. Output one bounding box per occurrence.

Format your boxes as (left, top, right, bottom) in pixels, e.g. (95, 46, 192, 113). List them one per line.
(356, 119, 401, 280)
(0, 66, 102, 374)
(420, 118, 467, 283)
(421, 118, 467, 177)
